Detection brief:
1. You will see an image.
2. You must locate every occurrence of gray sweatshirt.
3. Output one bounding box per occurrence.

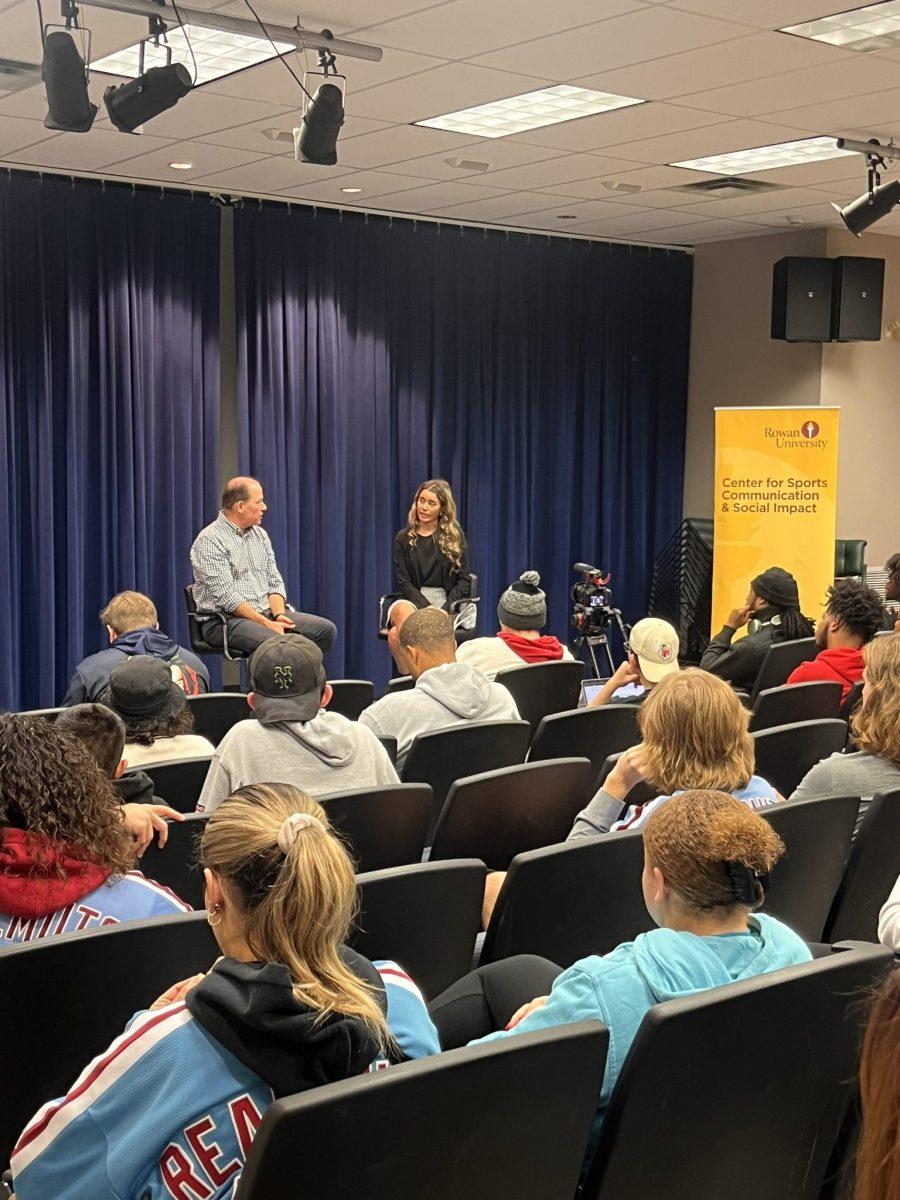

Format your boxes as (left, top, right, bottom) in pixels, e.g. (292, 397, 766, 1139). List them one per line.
(196, 710, 400, 815)
(359, 661, 521, 770)
(790, 750, 900, 832)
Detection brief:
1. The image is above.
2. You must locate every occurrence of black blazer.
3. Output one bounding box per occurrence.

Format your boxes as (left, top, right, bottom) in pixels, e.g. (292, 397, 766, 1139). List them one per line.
(392, 529, 471, 610)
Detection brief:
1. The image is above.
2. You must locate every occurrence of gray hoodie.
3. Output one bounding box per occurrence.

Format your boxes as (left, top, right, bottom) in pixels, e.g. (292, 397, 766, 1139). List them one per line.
(196, 710, 400, 815)
(359, 661, 521, 770)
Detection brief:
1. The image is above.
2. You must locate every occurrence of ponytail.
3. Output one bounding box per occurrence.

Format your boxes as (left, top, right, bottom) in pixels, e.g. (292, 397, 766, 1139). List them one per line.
(774, 608, 815, 642)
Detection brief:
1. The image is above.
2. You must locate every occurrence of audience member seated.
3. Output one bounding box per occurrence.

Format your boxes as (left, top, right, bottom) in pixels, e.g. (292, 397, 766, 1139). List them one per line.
(456, 569, 573, 679)
(587, 617, 679, 708)
(62, 590, 209, 706)
(359, 607, 520, 770)
(791, 633, 900, 828)
(55, 703, 182, 851)
(0, 714, 191, 943)
(11, 783, 438, 1200)
(569, 668, 779, 838)
(854, 966, 900, 1200)
(700, 566, 815, 690)
(100, 657, 215, 768)
(197, 636, 398, 815)
(431, 790, 810, 1170)
(785, 579, 885, 701)
(878, 875, 900, 953)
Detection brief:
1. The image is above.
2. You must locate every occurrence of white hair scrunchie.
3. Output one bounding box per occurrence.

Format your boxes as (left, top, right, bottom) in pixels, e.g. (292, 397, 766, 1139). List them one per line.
(276, 812, 324, 855)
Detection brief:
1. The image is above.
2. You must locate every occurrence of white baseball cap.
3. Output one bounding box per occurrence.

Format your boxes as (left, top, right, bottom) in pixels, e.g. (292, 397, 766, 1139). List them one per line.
(628, 618, 680, 683)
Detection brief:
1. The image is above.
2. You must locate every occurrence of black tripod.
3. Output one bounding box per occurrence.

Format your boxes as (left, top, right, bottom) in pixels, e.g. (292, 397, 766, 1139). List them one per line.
(575, 606, 631, 678)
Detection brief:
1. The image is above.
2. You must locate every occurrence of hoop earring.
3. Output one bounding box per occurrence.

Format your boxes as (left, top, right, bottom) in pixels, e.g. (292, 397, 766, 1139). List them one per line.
(206, 905, 223, 929)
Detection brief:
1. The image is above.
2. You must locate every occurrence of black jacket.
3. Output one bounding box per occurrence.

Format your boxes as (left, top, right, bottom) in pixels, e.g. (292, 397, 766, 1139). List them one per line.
(392, 529, 471, 610)
(699, 608, 783, 691)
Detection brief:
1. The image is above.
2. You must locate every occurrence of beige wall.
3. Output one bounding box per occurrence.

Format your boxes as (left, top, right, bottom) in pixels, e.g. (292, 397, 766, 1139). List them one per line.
(685, 226, 898, 570)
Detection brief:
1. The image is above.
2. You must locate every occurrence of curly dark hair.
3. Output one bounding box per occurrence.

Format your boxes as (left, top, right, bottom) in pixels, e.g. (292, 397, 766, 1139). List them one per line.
(0, 715, 134, 877)
(826, 580, 886, 644)
(124, 705, 196, 747)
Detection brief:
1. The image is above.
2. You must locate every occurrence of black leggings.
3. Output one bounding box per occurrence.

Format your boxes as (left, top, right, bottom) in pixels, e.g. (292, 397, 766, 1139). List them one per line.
(428, 956, 563, 1050)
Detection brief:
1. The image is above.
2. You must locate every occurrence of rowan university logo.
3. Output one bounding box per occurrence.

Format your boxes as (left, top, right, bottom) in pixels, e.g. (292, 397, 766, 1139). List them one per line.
(274, 665, 293, 691)
(802, 420, 819, 439)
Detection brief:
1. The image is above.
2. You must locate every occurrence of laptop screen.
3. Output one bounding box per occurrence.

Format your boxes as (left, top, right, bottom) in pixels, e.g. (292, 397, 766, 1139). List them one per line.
(579, 679, 646, 707)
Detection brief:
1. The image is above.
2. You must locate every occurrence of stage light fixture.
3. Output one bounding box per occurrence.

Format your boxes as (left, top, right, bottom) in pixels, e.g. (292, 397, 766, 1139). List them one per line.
(41, 8, 97, 133)
(832, 139, 900, 235)
(293, 36, 345, 165)
(104, 61, 192, 132)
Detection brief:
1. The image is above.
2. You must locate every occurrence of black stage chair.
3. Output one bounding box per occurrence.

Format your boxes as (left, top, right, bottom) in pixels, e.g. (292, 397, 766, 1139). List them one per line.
(239, 1022, 608, 1200)
(376, 735, 398, 765)
(184, 583, 249, 662)
(834, 538, 867, 582)
(401, 720, 531, 827)
(185, 691, 250, 746)
(350, 860, 486, 1001)
(378, 574, 481, 645)
(328, 680, 375, 721)
(748, 638, 818, 706)
(824, 789, 900, 943)
(528, 705, 640, 787)
(747, 681, 843, 733)
(494, 660, 586, 735)
(133, 756, 212, 813)
(839, 679, 864, 722)
(320, 784, 432, 874)
(429, 758, 592, 871)
(140, 813, 208, 910)
(761, 794, 860, 942)
(481, 831, 652, 968)
(385, 675, 415, 695)
(582, 943, 893, 1200)
(19, 707, 63, 721)
(0, 913, 215, 1165)
(750, 718, 847, 797)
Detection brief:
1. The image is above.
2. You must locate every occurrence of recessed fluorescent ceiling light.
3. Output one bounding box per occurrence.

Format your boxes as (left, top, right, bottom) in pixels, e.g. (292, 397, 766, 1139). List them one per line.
(672, 136, 855, 175)
(782, 1, 900, 52)
(91, 25, 294, 86)
(415, 85, 643, 139)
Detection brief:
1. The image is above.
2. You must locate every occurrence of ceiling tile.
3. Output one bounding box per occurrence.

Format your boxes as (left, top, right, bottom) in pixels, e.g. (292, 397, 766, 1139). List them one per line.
(470, 7, 750, 80)
(0, 83, 53, 122)
(349, 61, 553, 123)
(509, 102, 731, 151)
(0, 1, 146, 64)
(4, 127, 174, 170)
(466, 152, 639, 191)
(667, 2, 861, 29)
(196, 113, 392, 156)
(0, 115, 56, 155)
(504, 197, 649, 229)
(671, 185, 834, 217)
(741, 154, 867, 188)
(602, 118, 814, 165)
(279, 167, 433, 201)
(357, 179, 513, 212)
(375, 138, 569, 182)
(109, 87, 294, 139)
(213, 0, 450, 32)
(336, 122, 476, 169)
(573, 206, 709, 234)
(98, 139, 268, 178)
(741, 201, 845, 226)
(429, 190, 587, 221)
(763, 89, 900, 135)
(191, 155, 352, 193)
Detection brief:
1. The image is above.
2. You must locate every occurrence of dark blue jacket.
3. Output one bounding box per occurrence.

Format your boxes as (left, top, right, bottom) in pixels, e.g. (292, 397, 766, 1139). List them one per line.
(62, 628, 209, 706)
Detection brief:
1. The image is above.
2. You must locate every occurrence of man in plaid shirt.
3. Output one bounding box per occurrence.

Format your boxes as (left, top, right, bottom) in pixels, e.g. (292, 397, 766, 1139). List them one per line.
(190, 477, 336, 656)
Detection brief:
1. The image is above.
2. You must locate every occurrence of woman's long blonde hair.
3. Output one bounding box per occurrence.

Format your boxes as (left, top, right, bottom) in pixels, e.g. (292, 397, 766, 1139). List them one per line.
(853, 634, 900, 766)
(200, 783, 388, 1048)
(638, 668, 756, 795)
(406, 479, 464, 572)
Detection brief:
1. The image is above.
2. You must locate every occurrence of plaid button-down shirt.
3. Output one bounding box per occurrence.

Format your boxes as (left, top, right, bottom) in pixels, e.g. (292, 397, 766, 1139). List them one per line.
(190, 511, 286, 615)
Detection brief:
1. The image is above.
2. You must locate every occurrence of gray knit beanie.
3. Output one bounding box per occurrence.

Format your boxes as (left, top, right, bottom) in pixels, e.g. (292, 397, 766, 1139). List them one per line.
(498, 570, 547, 631)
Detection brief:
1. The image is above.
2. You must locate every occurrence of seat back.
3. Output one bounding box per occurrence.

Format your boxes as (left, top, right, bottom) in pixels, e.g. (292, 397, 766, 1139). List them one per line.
(133, 756, 212, 813)
(750, 718, 848, 796)
(319, 785, 432, 873)
(0, 913, 215, 1165)
(140, 813, 208, 910)
(185, 692, 251, 746)
(350, 860, 486, 1000)
(239, 1022, 608, 1200)
(328, 680, 375, 721)
(749, 638, 818, 704)
(481, 832, 652, 967)
(429, 758, 592, 871)
(401, 720, 531, 825)
(761, 794, 860, 941)
(528, 705, 640, 787)
(386, 675, 415, 695)
(376, 735, 397, 765)
(583, 944, 893, 1200)
(596, 751, 658, 811)
(184, 583, 216, 656)
(748, 681, 843, 733)
(834, 538, 867, 579)
(494, 660, 586, 734)
(824, 788, 900, 943)
(839, 679, 864, 722)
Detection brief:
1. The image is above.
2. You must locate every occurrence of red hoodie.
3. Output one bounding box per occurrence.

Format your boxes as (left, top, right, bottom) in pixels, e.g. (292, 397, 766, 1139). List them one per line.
(497, 630, 568, 664)
(0, 828, 110, 919)
(786, 646, 865, 702)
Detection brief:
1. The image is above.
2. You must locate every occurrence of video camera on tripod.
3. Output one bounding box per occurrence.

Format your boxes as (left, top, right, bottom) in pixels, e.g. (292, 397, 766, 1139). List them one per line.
(570, 562, 630, 677)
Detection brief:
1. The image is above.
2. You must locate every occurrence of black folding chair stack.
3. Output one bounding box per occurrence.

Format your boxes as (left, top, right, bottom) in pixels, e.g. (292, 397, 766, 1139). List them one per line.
(350, 860, 486, 1001)
(319, 784, 432, 873)
(748, 638, 818, 705)
(494, 660, 586, 735)
(429, 758, 592, 870)
(239, 1023, 608, 1200)
(528, 705, 640, 788)
(750, 719, 848, 797)
(0, 913, 215, 1165)
(582, 944, 893, 1200)
(824, 788, 900, 943)
(185, 692, 250, 746)
(134, 756, 212, 813)
(481, 832, 652, 968)
(327, 680, 375, 721)
(140, 813, 209, 910)
(748, 681, 843, 733)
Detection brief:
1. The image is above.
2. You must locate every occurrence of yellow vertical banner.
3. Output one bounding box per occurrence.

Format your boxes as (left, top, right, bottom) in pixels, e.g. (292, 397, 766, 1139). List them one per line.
(712, 407, 840, 634)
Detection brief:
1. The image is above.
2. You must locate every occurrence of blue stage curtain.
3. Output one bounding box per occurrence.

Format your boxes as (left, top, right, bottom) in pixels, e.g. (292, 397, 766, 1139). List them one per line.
(0, 175, 220, 710)
(234, 205, 692, 687)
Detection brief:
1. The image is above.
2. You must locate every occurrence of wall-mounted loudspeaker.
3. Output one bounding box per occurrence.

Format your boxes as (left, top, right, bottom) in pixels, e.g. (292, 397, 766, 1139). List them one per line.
(771, 257, 833, 342)
(831, 256, 884, 341)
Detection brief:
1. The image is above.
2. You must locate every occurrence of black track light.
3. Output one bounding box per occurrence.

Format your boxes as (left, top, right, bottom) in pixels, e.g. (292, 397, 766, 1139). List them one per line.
(295, 81, 344, 165)
(42, 29, 97, 132)
(103, 62, 192, 133)
(832, 180, 900, 236)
